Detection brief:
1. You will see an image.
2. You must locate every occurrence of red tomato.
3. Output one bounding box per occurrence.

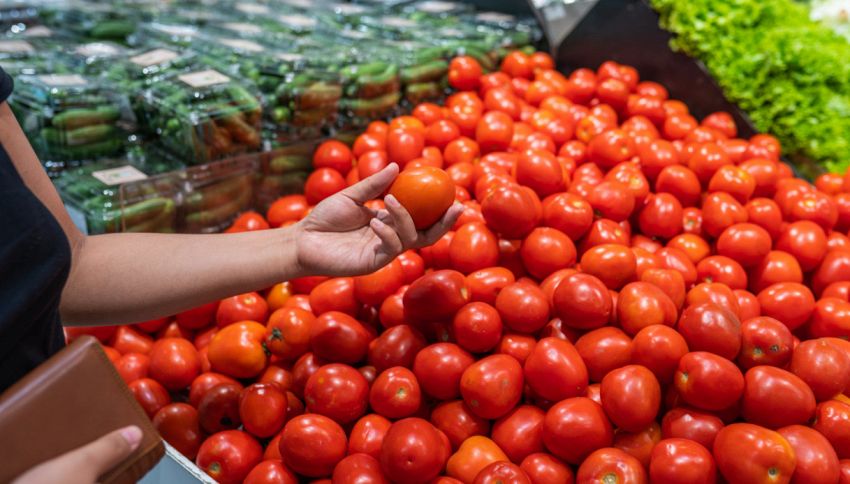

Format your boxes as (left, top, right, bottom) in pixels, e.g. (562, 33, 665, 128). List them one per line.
(481, 183, 541, 239)
(713, 423, 796, 484)
(675, 351, 745, 411)
(388, 166, 455, 229)
(280, 414, 347, 477)
(702, 192, 747, 238)
(640, 268, 687, 309)
(601, 365, 661, 431)
(244, 460, 297, 484)
(305, 168, 346, 205)
(576, 447, 648, 484)
(304, 364, 368, 424)
(466, 267, 515, 306)
(491, 405, 545, 463)
(813, 401, 850, 459)
(661, 407, 724, 450)
(349, 414, 391, 460)
(452, 302, 502, 354)
(217, 292, 268, 328)
(309, 311, 372, 364)
(716, 223, 772, 269)
(460, 354, 523, 419)
(473, 462, 531, 484)
(147, 337, 200, 390)
(332, 453, 389, 484)
(198, 382, 242, 434)
(542, 397, 614, 464)
(449, 222, 500, 274)
(153, 403, 202, 459)
(309, 277, 358, 317)
(810, 297, 850, 338)
(749, 251, 803, 293)
(575, 327, 633, 383)
(746, 198, 784, 240)
(552, 273, 613, 329)
(367, 324, 426, 372)
(313, 140, 353, 174)
(449, 55, 483, 91)
(587, 181, 635, 222)
(541, 193, 593, 241)
(494, 282, 550, 334)
(778, 424, 841, 484)
(264, 307, 313, 362)
(757, 282, 815, 331)
(189, 372, 239, 407)
(369, 366, 421, 419)
(631, 325, 689, 384)
(431, 401, 490, 451)
(114, 352, 149, 384)
(239, 383, 287, 438)
(404, 270, 470, 324)
(111, 325, 154, 355)
(520, 453, 574, 484)
(197, 430, 263, 484)
(381, 418, 448, 483)
(476, 110, 513, 154)
(742, 366, 816, 429)
(208, 321, 268, 379)
(525, 337, 589, 402)
(775, 221, 828, 272)
(580, 244, 637, 290)
(790, 338, 850, 401)
(677, 302, 741, 360)
(497, 333, 538, 365)
(696, 256, 748, 290)
(414, 343, 474, 401)
(738, 317, 794, 370)
(613, 423, 661, 469)
(649, 438, 716, 484)
(617, 281, 678, 336)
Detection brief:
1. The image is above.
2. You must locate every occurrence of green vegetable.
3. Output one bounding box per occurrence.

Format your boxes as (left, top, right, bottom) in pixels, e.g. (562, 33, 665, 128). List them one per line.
(43, 124, 117, 147)
(184, 188, 252, 228)
(651, 0, 850, 173)
(269, 154, 312, 174)
(400, 60, 449, 85)
(52, 106, 120, 130)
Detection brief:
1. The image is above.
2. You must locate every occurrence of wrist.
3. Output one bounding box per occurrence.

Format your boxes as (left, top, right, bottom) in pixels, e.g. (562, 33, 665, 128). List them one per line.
(276, 223, 307, 280)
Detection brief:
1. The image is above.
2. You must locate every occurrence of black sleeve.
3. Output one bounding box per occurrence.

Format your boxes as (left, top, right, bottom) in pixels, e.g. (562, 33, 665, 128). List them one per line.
(0, 66, 13, 103)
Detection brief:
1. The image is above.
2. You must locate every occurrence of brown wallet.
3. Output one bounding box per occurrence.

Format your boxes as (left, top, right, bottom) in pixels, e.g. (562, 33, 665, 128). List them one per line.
(0, 335, 164, 483)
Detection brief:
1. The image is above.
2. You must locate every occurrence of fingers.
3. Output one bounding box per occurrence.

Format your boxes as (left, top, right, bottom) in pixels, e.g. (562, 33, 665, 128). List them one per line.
(370, 218, 403, 255)
(59, 426, 142, 478)
(384, 194, 418, 248)
(419, 202, 464, 247)
(340, 163, 399, 204)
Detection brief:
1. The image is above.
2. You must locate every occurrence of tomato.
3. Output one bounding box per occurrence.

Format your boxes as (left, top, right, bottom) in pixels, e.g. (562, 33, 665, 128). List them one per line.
(111, 325, 154, 355)
(713, 423, 796, 484)
(745, 198, 784, 240)
(552, 273, 613, 329)
(466, 267, 515, 306)
(263, 307, 313, 363)
(702, 192, 748, 238)
(368, 324, 426, 373)
(542, 397, 614, 464)
(308, 277, 357, 317)
(367, 366, 420, 420)
(449, 222, 500, 274)
(661, 407, 724, 450)
(198, 382, 242, 434)
(640, 268, 686, 309)
(431, 400, 490, 450)
(414, 343, 474, 400)
(489, 405, 545, 463)
(197, 430, 263, 484)
(188, 372, 238, 407)
(600, 365, 661, 432)
(617, 281, 678, 336)
(474, 110, 513, 155)
(349, 414, 391, 460)
(778, 425, 841, 484)
(304, 364, 368, 425)
(523, 336, 588, 402)
(473, 462, 531, 484)
(452, 302, 502, 354)
(153, 403, 202, 459)
(148, 337, 201, 390)
(446, 436, 509, 483)
(309, 311, 372, 364)
(114, 352, 149, 384)
(813, 401, 850, 459)
(635, 193, 683, 240)
(663, 113, 697, 140)
(775, 221, 828, 272)
(280, 414, 347, 478)
(495, 333, 537, 366)
(494, 282, 550, 334)
(575, 327, 633, 383)
(576, 447, 647, 484)
(677, 302, 741, 360)
(258, 364, 293, 391)
(735, 316, 794, 370)
(459, 354, 523, 419)
(501, 50, 533, 78)
(386, 128, 425, 167)
(757, 282, 815, 331)
(580, 244, 637, 290)
(217, 292, 268, 328)
(292, 352, 326, 396)
(208, 321, 268, 379)
(332, 453, 389, 484)
(404, 270, 470, 324)
(655, 165, 701, 208)
(244, 460, 297, 484)
(313, 140, 353, 174)
(748, 251, 803, 294)
(812, 248, 850, 297)
(741, 366, 816, 429)
(481, 183, 541, 239)
(587, 130, 634, 170)
(128, 377, 171, 418)
(305, 168, 347, 205)
(541, 193, 593, 241)
(810, 297, 850, 338)
(630, 325, 689, 385)
(448, 55, 482, 91)
(790, 338, 850, 401)
(614, 423, 661, 468)
(675, 352, 745, 411)
(649, 438, 716, 484)
(381, 418, 449, 483)
(824, 281, 850, 301)
(520, 453, 574, 484)
(239, 383, 287, 438)
(715, 223, 772, 271)
(386, 165, 455, 229)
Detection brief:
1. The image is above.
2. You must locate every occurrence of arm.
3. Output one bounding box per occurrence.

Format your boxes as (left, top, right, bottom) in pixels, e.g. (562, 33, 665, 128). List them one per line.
(0, 103, 461, 325)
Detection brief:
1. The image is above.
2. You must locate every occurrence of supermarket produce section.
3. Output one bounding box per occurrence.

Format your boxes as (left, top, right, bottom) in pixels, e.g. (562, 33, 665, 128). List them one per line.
(3, 0, 850, 483)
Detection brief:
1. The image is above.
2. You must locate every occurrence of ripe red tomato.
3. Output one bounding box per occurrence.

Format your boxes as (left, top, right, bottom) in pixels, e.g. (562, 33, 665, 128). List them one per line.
(367, 324, 426, 372)
(790, 338, 850, 401)
(542, 397, 613, 465)
(810, 297, 850, 338)
(280, 414, 347, 477)
(388, 166, 455, 229)
(153, 403, 202, 459)
(581, 244, 637, 290)
(348, 414, 391, 460)
(520, 453, 574, 484)
(370, 367, 422, 419)
(309, 311, 373, 364)
(244, 460, 297, 484)
(541, 193, 593, 241)
(353, 259, 405, 307)
(675, 351, 745, 411)
(189, 372, 239, 407)
(524, 336, 589, 403)
(404, 270, 470, 324)
(147, 337, 200, 390)
(617, 281, 678, 336)
(207, 321, 268, 379)
(778, 424, 841, 484)
(381, 418, 449, 483)
(305, 167, 346, 205)
(198, 382, 242, 434)
(742, 366, 816, 429)
(313, 140, 353, 174)
(775, 220, 828, 272)
(309, 277, 358, 317)
(265, 307, 313, 362)
(640, 268, 686, 309)
(431, 401, 490, 451)
(449, 222, 500, 274)
(713, 423, 796, 484)
(494, 282, 550, 334)
(473, 462, 531, 484)
(576, 447, 648, 484)
(196, 430, 263, 484)
(813, 401, 850, 459)
(676, 302, 741, 360)
(601, 365, 661, 431)
(217, 292, 268, 328)
(631, 325, 689, 384)
(114, 352, 149, 384)
(452, 302, 502, 354)
(552, 272, 613, 329)
(413, 343, 474, 400)
(575, 327, 633, 383)
(649, 438, 716, 484)
(304, 363, 369, 424)
(332, 453, 389, 484)
(481, 183, 541, 239)
(491, 405, 545, 463)
(460, 354, 523, 419)
(662, 407, 725, 450)
(476, 110, 513, 154)
(656, 165, 702, 207)
(738, 317, 794, 370)
(702, 192, 747, 238)
(449, 55, 483, 91)
(239, 383, 287, 438)
(387, 128, 425, 167)
(757, 282, 816, 331)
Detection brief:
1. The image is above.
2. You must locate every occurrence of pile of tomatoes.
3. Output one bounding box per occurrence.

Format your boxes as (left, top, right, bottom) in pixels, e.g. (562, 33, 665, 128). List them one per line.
(70, 49, 850, 484)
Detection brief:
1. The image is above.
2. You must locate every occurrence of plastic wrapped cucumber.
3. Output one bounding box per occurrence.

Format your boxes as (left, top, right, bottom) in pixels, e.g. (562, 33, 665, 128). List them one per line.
(181, 156, 258, 233)
(41, 1, 139, 42)
(139, 68, 263, 165)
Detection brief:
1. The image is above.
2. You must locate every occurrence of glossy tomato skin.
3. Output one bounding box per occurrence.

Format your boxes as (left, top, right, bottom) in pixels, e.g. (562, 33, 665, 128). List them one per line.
(239, 383, 287, 438)
(552, 273, 613, 329)
(491, 405, 545, 463)
(207, 321, 268, 379)
(757, 282, 816, 332)
(778, 424, 841, 484)
(381, 418, 449, 484)
(649, 438, 716, 484)
(520, 227, 576, 280)
(742, 366, 816, 429)
(576, 447, 648, 484)
(348, 414, 391, 460)
(524, 337, 588, 402)
(310, 277, 358, 317)
(404, 270, 470, 324)
(389, 166, 455, 229)
(353, 259, 405, 306)
(368, 324, 427, 373)
(216, 292, 268, 328)
(370, 367, 422, 419)
(244, 460, 298, 484)
(452, 302, 502, 354)
(494, 281, 550, 334)
(613, 423, 661, 469)
(196, 430, 263, 484)
(675, 351, 745, 411)
(129, 377, 172, 418)
(309, 312, 373, 365)
(575, 327, 633, 383)
(466, 267, 516, 306)
(713, 423, 796, 484)
(481, 183, 541, 239)
(661, 407, 725, 450)
(520, 453, 574, 484)
(813, 401, 850, 459)
(431, 401, 490, 451)
(738, 317, 794, 370)
(460, 354, 524, 419)
(153, 403, 202, 459)
(542, 397, 614, 465)
(580, 244, 637, 290)
(332, 453, 390, 484)
(616, 281, 678, 336)
(600, 365, 661, 432)
(304, 364, 369, 425)
(472, 462, 531, 484)
(676, 302, 742, 360)
(280, 414, 347, 478)
(265, 307, 314, 362)
(414, 343, 475, 400)
(790, 338, 850, 401)
(809, 297, 850, 338)
(198, 382, 242, 434)
(446, 436, 508, 483)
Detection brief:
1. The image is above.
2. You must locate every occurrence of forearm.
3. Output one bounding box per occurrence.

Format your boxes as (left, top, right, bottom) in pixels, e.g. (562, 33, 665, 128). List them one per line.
(60, 227, 303, 325)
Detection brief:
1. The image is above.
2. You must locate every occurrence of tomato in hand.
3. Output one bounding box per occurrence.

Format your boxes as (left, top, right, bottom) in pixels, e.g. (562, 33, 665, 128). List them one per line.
(713, 423, 796, 484)
(542, 397, 614, 465)
(389, 166, 455, 229)
(239, 383, 287, 438)
(649, 438, 716, 484)
(195, 431, 263, 484)
(280, 414, 347, 478)
(153, 403, 202, 460)
(381, 418, 449, 484)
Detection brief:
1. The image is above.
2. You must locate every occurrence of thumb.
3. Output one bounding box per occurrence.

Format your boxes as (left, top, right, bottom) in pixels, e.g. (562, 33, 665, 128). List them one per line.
(340, 163, 399, 204)
(59, 426, 143, 478)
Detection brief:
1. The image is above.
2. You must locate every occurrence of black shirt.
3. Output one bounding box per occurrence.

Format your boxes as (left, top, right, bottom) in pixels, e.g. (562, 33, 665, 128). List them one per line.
(0, 66, 71, 392)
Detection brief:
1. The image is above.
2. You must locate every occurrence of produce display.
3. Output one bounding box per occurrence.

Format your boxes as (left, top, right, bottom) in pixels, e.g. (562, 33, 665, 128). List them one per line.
(67, 49, 850, 484)
(651, 0, 850, 174)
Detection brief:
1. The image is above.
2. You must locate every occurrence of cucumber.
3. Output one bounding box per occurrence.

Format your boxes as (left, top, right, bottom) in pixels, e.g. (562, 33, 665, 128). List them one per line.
(52, 106, 120, 130)
(184, 188, 252, 228)
(183, 175, 252, 212)
(400, 60, 449, 85)
(44, 124, 116, 147)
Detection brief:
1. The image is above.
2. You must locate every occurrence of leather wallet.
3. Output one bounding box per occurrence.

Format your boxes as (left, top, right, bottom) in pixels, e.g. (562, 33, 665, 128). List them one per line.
(0, 335, 164, 483)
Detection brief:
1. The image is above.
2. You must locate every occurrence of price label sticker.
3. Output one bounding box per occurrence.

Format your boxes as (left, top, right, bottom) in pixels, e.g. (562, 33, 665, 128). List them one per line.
(418, 1, 457, 13)
(382, 16, 417, 28)
(155, 24, 198, 37)
(179, 69, 231, 88)
(130, 48, 179, 67)
(0, 40, 34, 53)
(333, 3, 366, 15)
(280, 13, 316, 28)
(236, 2, 270, 15)
(476, 11, 516, 23)
(22, 26, 52, 37)
(276, 52, 304, 62)
(222, 22, 263, 35)
(75, 42, 122, 57)
(92, 165, 148, 186)
(219, 38, 265, 52)
(38, 74, 87, 86)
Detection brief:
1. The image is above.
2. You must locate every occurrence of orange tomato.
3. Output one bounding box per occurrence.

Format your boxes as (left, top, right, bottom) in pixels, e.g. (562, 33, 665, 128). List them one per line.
(389, 166, 456, 229)
(207, 321, 268, 379)
(446, 436, 510, 483)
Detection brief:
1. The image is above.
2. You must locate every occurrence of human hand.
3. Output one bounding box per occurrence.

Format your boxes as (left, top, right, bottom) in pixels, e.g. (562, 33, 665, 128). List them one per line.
(294, 163, 462, 277)
(12, 425, 143, 484)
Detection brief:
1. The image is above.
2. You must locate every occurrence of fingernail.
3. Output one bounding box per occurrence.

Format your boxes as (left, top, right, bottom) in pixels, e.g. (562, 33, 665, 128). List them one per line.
(385, 194, 398, 206)
(120, 425, 143, 450)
